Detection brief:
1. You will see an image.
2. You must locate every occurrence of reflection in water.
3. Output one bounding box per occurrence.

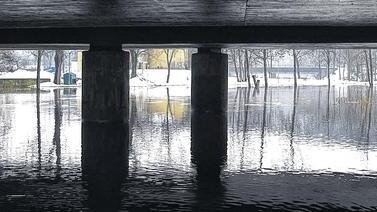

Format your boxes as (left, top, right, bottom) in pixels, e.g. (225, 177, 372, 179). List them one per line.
(53, 89, 62, 178)
(290, 86, 299, 169)
(36, 87, 42, 173)
(191, 107, 227, 210)
(367, 88, 374, 142)
(260, 87, 268, 170)
(0, 86, 377, 211)
(82, 121, 128, 211)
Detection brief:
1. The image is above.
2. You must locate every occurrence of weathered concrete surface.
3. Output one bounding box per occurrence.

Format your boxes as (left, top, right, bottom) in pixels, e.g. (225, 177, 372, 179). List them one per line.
(191, 48, 228, 180)
(191, 48, 228, 113)
(82, 49, 129, 123)
(1, 0, 377, 28)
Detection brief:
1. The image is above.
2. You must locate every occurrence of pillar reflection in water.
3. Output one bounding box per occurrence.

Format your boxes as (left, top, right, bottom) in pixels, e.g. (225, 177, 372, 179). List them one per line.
(191, 111, 227, 209)
(82, 122, 128, 211)
(191, 112, 227, 181)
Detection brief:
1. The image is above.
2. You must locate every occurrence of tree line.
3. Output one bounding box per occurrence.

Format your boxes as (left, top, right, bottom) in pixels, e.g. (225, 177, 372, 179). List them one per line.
(0, 50, 73, 85)
(225, 48, 376, 87)
(1, 48, 376, 87)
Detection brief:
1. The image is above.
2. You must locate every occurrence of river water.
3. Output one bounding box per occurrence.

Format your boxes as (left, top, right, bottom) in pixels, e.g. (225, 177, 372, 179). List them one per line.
(0, 85, 376, 211)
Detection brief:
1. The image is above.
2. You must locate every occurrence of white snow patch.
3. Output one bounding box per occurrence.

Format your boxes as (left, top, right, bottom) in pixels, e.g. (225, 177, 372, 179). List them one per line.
(132, 69, 190, 87)
(0, 69, 54, 81)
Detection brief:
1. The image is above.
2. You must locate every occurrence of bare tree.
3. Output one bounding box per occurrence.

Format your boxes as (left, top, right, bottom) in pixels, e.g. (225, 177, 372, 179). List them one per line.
(321, 49, 334, 87)
(244, 49, 251, 87)
(163, 49, 178, 83)
(227, 49, 241, 82)
(263, 49, 268, 87)
(369, 49, 374, 87)
(0, 50, 19, 72)
(294, 50, 311, 79)
(54, 50, 64, 84)
(293, 49, 298, 88)
(36, 50, 43, 92)
(129, 49, 147, 78)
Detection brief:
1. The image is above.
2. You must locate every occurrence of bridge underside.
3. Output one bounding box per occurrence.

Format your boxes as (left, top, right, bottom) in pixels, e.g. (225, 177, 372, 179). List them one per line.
(1, 26, 377, 48)
(1, 1, 377, 47)
(3, 0, 377, 185)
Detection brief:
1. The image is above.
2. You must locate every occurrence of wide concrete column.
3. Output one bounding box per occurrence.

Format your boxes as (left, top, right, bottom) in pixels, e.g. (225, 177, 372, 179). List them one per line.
(191, 47, 228, 180)
(191, 48, 228, 113)
(82, 45, 129, 123)
(81, 44, 129, 180)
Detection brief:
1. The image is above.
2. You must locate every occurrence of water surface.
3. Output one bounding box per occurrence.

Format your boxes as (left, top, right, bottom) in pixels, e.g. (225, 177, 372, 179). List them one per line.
(0, 85, 376, 211)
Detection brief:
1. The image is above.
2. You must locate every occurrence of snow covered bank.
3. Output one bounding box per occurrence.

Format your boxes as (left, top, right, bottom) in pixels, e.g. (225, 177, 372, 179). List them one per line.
(130, 86, 190, 98)
(130, 69, 190, 87)
(0, 69, 54, 81)
(130, 69, 372, 88)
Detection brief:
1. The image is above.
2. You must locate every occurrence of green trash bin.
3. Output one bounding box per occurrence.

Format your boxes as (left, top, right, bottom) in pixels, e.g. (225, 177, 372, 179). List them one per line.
(63, 73, 77, 85)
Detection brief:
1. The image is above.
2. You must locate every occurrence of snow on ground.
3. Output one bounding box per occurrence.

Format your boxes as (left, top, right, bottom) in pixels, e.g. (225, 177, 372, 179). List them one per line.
(130, 86, 190, 98)
(131, 69, 372, 88)
(0, 69, 54, 81)
(30, 81, 82, 90)
(130, 69, 191, 87)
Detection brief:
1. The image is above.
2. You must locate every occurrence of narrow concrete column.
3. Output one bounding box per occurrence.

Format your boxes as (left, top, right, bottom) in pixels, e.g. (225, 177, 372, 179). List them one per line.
(82, 45, 129, 123)
(191, 48, 228, 113)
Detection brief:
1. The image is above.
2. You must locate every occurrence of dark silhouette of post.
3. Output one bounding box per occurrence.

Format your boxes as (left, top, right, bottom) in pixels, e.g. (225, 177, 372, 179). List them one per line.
(191, 109, 227, 210)
(82, 44, 129, 211)
(191, 48, 227, 113)
(82, 122, 128, 211)
(191, 47, 227, 178)
(191, 47, 227, 210)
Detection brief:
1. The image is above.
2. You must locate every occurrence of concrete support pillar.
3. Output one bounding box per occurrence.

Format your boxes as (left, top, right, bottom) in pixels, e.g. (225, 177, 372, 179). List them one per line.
(191, 48, 228, 113)
(81, 44, 129, 199)
(191, 47, 228, 180)
(82, 45, 129, 123)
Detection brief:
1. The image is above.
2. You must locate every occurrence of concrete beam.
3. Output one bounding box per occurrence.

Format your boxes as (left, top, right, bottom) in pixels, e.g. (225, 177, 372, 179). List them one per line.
(2, 26, 377, 47)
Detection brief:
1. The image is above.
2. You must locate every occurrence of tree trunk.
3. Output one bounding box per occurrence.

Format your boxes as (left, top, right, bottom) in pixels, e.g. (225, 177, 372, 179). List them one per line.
(263, 49, 268, 87)
(356, 62, 360, 81)
(369, 49, 374, 87)
(237, 49, 244, 81)
(232, 50, 240, 82)
(297, 59, 301, 79)
(130, 50, 138, 78)
(54, 50, 64, 84)
(244, 49, 251, 87)
(327, 51, 331, 87)
(364, 50, 371, 84)
(346, 50, 351, 81)
(166, 50, 174, 84)
(36, 50, 42, 92)
(166, 63, 171, 84)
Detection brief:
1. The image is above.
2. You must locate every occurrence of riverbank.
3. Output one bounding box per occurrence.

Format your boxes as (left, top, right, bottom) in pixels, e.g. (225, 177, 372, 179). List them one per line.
(129, 69, 372, 88)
